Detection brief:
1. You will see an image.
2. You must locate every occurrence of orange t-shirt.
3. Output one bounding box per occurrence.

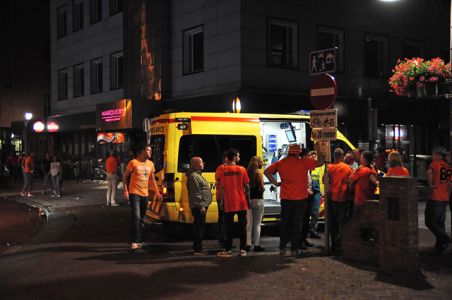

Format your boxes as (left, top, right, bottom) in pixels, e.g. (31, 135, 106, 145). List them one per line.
(327, 162, 352, 202)
(215, 164, 249, 212)
(349, 166, 377, 205)
(24, 157, 33, 173)
(126, 159, 155, 197)
(387, 166, 410, 177)
(266, 156, 316, 200)
(106, 156, 119, 173)
(429, 159, 451, 201)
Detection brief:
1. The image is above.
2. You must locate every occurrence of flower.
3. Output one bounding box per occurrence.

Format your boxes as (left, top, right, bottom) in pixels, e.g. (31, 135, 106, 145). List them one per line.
(388, 57, 451, 97)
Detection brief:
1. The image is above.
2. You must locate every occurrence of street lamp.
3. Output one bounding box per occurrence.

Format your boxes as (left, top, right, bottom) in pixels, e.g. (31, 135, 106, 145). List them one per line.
(23, 112, 33, 153)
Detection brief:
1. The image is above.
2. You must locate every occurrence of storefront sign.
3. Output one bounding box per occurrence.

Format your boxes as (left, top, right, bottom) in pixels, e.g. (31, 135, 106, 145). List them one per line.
(97, 132, 125, 144)
(96, 99, 132, 131)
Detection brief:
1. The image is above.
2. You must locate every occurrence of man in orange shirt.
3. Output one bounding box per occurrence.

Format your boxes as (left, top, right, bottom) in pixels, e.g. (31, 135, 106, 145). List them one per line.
(264, 143, 324, 256)
(425, 146, 452, 254)
(216, 149, 250, 257)
(349, 151, 378, 207)
(105, 150, 120, 206)
(327, 148, 352, 253)
(123, 144, 162, 251)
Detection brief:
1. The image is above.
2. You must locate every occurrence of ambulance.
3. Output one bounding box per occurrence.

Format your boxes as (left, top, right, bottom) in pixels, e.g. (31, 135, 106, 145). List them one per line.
(145, 112, 355, 224)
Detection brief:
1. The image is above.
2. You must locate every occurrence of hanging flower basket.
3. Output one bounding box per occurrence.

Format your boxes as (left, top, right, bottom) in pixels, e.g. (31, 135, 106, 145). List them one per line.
(388, 57, 451, 97)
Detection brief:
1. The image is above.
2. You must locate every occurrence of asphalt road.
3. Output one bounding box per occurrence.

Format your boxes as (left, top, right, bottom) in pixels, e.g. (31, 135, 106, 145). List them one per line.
(0, 181, 452, 299)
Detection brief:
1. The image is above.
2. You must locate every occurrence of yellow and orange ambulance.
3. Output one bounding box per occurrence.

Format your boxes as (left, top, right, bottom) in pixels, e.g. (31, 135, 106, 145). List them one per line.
(145, 112, 355, 224)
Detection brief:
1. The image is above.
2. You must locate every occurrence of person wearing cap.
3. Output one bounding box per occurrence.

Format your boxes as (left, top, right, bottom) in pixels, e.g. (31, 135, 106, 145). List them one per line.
(425, 146, 452, 255)
(264, 142, 324, 257)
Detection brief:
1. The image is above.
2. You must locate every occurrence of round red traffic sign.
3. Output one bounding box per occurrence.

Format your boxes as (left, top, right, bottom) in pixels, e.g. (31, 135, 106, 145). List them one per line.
(310, 73, 337, 110)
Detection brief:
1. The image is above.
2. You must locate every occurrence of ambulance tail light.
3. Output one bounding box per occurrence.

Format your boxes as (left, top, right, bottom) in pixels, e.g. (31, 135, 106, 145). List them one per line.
(162, 173, 175, 202)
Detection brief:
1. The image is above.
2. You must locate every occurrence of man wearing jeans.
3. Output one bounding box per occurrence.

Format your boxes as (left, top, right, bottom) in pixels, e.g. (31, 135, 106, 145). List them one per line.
(264, 143, 324, 257)
(425, 146, 452, 255)
(106, 150, 120, 206)
(122, 144, 162, 251)
(187, 157, 212, 255)
(216, 149, 251, 257)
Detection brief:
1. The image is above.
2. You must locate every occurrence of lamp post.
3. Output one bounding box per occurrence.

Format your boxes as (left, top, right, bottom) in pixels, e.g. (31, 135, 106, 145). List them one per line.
(23, 112, 33, 153)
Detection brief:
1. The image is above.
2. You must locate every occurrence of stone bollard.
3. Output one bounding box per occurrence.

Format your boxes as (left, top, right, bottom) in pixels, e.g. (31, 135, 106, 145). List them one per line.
(379, 176, 419, 276)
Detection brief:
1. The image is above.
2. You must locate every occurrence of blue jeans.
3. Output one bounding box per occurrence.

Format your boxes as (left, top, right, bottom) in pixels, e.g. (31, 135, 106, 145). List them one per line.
(129, 194, 148, 243)
(425, 199, 451, 250)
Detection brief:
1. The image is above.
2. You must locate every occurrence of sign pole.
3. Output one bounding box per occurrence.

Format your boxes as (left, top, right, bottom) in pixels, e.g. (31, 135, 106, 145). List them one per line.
(323, 143, 330, 255)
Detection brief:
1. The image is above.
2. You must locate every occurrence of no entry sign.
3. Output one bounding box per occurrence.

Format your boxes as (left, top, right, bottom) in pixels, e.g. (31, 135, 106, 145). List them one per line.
(310, 73, 337, 110)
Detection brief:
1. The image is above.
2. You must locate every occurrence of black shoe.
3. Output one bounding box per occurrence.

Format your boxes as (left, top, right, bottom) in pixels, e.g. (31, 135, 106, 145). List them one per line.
(309, 231, 322, 239)
(253, 245, 265, 252)
(245, 245, 251, 252)
(291, 249, 305, 257)
(303, 239, 314, 247)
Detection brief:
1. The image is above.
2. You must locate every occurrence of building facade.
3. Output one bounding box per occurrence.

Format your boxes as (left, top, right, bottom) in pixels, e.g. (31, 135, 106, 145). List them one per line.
(49, 0, 132, 160)
(125, 0, 450, 162)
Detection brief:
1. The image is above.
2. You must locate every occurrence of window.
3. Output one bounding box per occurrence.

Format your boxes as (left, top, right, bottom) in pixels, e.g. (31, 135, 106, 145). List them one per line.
(150, 135, 165, 173)
(109, 0, 122, 15)
(110, 51, 124, 89)
(72, 0, 84, 32)
(90, 0, 102, 24)
(90, 58, 103, 94)
(183, 26, 204, 74)
(57, 5, 67, 38)
(73, 63, 84, 97)
(403, 40, 424, 59)
(364, 33, 389, 77)
(58, 68, 68, 100)
(317, 26, 344, 73)
(178, 135, 257, 172)
(267, 18, 298, 69)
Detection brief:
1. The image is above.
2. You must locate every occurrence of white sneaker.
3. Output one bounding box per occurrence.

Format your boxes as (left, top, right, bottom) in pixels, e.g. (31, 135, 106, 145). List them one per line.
(239, 249, 247, 257)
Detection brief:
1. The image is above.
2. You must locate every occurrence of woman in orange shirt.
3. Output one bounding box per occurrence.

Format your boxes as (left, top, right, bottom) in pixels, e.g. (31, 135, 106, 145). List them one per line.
(349, 151, 378, 206)
(387, 151, 409, 177)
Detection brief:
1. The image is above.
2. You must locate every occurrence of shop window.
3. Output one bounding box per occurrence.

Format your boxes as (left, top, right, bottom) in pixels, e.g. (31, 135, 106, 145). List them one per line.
(109, 0, 122, 16)
(58, 68, 68, 100)
(183, 25, 204, 74)
(403, 40, 424, 59)
(267, 18, 298, 69)
(72, 0, 84, 32)
(90, 57, 103, 94)
(110, 51, 123, 89)
(90, 0, 102, 24)
(317, 25, 344, 73)
(178, 135, 256, 172)
(364, 33, 388, 77)
(57, 5, 67, 38)
(73, 63, 84, 97)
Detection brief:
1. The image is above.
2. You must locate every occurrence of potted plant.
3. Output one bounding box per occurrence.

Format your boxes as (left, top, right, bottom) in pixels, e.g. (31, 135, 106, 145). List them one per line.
(388, 57, 451, 97)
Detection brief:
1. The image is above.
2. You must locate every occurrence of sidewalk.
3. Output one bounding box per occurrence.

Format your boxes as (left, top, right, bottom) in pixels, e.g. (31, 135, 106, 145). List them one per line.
(0, 179, 126, 218)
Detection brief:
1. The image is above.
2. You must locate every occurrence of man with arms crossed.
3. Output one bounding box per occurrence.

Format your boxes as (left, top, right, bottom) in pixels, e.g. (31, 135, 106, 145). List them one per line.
(123, 144, 162, 251)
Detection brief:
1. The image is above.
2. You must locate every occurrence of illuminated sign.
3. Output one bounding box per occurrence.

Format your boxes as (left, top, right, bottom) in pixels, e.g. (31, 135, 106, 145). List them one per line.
(96, 99, 132, 131)
(47, 122, 59, 132)
(97, 132, 125, 144)
(33, 121, 45, 132)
